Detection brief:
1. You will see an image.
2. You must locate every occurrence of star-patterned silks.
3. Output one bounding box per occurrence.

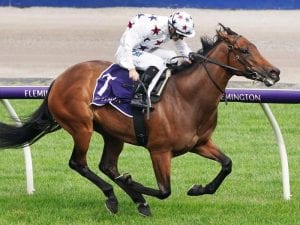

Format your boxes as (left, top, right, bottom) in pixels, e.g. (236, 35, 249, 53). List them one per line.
(151, 25, 161, 35)
(148, 15, 157, 21)
(125, 14, 166, 52)
(138, 45, 148, 51)
(128, 21, 134, 29)
(155, 40, 163, 46)
(137, 13, 145, 18)
(116, 12, 194, 70)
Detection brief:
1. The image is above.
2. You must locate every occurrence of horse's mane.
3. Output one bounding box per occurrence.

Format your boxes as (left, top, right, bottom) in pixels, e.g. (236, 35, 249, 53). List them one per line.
(200, 23, 238, 56)
(169, 36, 218, 74)
(170, 23, 238, 74)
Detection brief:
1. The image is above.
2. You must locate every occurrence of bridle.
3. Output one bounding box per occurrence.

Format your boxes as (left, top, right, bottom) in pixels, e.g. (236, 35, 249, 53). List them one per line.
(192, 36, 259, 94)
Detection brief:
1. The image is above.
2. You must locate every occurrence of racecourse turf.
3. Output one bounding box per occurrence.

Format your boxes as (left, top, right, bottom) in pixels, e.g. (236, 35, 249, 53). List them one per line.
(0, 100, 299, 225)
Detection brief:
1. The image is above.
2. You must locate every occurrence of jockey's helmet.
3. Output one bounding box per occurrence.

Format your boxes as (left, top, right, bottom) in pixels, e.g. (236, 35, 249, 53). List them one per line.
(168, 11, 196, 38)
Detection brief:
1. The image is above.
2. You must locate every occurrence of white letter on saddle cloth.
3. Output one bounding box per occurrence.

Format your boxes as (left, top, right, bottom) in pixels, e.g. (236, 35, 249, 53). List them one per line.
(97, 73, 117, 96)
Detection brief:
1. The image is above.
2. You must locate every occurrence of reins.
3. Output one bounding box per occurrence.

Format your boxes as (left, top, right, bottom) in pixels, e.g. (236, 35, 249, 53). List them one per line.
(202, 63, 225, 94)
(190, 44, 258, 95)
(193, 52, 244, 77)
(191, 52, 238, 95)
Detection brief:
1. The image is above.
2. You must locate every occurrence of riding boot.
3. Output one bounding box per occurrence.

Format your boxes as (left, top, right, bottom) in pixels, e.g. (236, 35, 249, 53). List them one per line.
(131, 90, 148, 109)
(131, 66, 159, 109)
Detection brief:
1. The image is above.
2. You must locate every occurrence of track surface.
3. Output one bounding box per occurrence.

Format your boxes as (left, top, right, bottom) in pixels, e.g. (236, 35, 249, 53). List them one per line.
(0, 7, 299, 87)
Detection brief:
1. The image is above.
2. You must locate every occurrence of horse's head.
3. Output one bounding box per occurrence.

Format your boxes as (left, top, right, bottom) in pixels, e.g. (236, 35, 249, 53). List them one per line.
(216, 23, 280, 86)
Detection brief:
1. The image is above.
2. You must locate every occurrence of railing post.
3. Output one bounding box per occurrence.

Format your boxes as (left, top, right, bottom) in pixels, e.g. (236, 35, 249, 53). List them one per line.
(260, 103, 291, 200)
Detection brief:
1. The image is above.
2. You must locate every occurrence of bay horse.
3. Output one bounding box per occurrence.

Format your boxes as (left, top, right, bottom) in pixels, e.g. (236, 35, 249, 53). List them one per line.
(0, 24, 280, 216)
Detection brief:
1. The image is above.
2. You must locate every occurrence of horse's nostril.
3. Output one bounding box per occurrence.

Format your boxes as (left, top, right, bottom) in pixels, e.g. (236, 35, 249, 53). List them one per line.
(271, 68, 280, 76)
(270, 69, 280, 81)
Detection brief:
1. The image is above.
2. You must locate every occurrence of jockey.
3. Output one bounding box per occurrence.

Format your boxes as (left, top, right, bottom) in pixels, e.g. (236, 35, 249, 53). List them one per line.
(115, 11, 196, 108)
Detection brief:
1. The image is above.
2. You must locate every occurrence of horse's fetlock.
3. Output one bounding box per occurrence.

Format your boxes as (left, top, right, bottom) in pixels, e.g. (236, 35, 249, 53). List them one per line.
(158, 190, 171, 199)
(103, 188, 115, 198)
(69, 159, 78, 170)
(205, 184, 216, 194)
(124, 174, 133, 184)
(222, 159, 232, 174)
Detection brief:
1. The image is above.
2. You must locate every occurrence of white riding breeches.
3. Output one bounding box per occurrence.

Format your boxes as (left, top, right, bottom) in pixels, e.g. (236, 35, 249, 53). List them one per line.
(132, 48, 176, 97)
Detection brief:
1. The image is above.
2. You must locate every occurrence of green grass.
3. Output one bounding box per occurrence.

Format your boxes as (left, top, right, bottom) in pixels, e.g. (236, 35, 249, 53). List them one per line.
(0, 100, 300, 225)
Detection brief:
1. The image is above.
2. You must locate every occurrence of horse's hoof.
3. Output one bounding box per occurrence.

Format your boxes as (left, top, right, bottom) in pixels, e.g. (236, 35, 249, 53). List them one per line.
(105, 198, 118, 214)
(187, 184, 205, 196)
(137, 203, 151, 217)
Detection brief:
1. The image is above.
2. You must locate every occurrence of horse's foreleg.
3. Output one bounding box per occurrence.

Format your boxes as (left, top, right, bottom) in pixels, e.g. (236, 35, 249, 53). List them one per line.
(99, 135, 151, 216)
(187, 140, 232, 196)
(120, 150, 172, 200)
(68, 131, 118, 214)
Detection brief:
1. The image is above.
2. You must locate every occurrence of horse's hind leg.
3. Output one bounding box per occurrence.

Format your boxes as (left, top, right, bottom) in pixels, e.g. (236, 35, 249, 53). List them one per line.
(99, 135, 151, 216)
(68, 130, 118, 214)
(188, 139, 232, 196)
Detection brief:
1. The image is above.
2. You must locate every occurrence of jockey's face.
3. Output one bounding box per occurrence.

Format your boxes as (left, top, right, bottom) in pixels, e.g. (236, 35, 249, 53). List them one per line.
(169, 27, 185, 41)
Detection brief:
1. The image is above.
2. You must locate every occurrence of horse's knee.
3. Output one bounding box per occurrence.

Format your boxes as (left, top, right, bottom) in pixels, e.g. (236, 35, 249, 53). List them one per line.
(99, 162, 117, 179)
(69, 159, 79, 171)
(69, 159, 89, 176)
(99, 163, 111, 178)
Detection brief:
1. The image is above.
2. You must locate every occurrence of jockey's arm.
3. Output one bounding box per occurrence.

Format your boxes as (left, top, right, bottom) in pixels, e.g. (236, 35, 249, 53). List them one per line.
(116, 22, 148, 81)
(116, 31, 138, 70)
(173, 39, 193, 61)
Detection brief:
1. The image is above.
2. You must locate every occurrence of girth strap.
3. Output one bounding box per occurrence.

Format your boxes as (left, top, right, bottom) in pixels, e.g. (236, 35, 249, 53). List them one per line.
(132, 107, 148, 146)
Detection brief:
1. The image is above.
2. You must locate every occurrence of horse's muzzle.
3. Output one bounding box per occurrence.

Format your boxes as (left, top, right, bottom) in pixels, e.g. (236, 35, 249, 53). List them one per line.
(264, 67, 280, 86)
(254, 67, 280, 87)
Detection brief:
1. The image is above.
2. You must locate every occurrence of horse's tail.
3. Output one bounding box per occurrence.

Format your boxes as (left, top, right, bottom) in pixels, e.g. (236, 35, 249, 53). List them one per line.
(0, 82, 61, 149)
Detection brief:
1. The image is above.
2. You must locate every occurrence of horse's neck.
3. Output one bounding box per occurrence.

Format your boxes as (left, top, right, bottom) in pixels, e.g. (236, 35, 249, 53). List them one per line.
(201, 45, 233, 95)
(176, 44, 231, 109)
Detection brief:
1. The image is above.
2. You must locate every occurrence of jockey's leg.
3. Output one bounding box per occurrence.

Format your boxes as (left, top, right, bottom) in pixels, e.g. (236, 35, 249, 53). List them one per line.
(131, 66, 159, 108)
(131, 49, 176, 108)
(135, 66, 159, 94)
(131, 51, 164, 108)
(147, 49, 177, 98)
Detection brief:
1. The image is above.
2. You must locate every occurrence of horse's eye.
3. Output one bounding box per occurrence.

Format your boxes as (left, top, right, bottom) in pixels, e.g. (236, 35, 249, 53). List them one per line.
(240, 48, 249, 54)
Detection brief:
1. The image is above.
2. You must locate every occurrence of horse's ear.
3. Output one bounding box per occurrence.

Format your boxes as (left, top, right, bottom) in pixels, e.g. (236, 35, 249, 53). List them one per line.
(218, 23, 238, 35)
(217, 30, 231, 43)
(217, 23, 239, 43)
(218, 23, 226, 32)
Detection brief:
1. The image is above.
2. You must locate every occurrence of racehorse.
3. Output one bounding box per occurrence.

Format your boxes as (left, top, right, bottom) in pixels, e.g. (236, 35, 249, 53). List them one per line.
(0, 24, 280, 216)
